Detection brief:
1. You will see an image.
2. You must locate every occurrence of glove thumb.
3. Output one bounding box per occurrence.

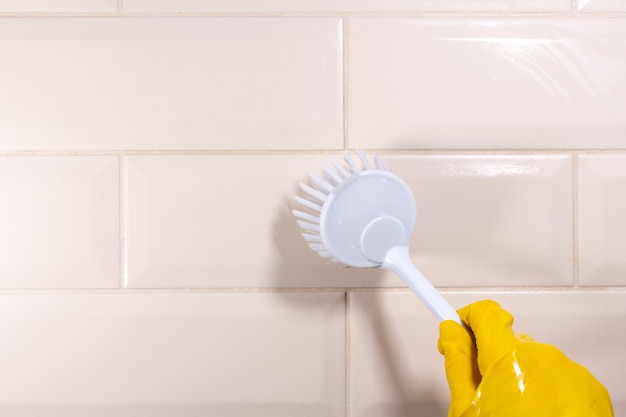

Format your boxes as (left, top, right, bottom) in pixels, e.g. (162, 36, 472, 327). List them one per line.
(457, 300, 517, 375)
(438, 320, 480, 416)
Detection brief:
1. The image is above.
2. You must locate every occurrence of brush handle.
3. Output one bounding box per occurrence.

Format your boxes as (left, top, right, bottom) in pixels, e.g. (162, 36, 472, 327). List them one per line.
(382, 246, 463, 325)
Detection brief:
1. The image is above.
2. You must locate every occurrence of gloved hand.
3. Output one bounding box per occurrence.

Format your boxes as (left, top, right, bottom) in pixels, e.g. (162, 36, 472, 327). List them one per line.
(438, 300, 614, 417)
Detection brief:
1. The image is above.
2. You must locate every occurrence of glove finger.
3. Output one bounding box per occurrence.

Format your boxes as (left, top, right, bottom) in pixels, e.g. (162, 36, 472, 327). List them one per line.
(438, 320, 481, 410)
(457, 300, 517, 374)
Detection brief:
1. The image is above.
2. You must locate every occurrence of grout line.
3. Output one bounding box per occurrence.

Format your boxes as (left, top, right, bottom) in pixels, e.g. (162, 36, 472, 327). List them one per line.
(345, 291, 351, 417)
(0, 286, 623, 295)
(119, 154, 127, 289)
(573, 153, 580, 287)
(342, 16, 350, 151)
(2, 149, 626, 157)
(340, 286, 626, 292)
(1, 11, 626, 17)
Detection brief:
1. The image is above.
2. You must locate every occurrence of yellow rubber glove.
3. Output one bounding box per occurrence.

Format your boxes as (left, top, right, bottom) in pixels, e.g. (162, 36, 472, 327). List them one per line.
(438, 300, 614, 417)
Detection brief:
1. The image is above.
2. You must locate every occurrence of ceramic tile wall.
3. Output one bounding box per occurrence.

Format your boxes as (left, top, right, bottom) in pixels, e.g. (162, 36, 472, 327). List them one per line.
(1, 1, 625, 416)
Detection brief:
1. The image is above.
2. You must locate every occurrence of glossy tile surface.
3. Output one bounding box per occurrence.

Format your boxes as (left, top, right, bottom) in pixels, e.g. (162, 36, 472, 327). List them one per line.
(2, 4, 626, 413)
(125, 154, 389, 288)
(0, 18, 342, 150)
(0, 156, 119, 288)
(387, 155, 573, 287)
(579, 155, 626, 286)
(124, 0, 569, 12)
(350, 291, 626, 417)
(126, 154, 572, 288)
(0, 0, 117, 11)
(349, 18, 626, 149)
(578, 0, 626, 10)
(0, 292, 345, 416)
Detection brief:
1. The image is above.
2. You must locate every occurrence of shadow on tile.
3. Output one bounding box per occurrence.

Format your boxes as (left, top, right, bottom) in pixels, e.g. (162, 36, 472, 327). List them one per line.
(353, 293, 449, 417)
(271, 197, 386, 289)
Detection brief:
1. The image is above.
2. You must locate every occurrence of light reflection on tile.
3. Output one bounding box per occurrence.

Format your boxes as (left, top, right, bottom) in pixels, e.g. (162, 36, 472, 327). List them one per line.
(349, 18, 626, 149)
(387, 154, 573, 287)
(125, 153, 573, 289)
(578, 0, 626, 11)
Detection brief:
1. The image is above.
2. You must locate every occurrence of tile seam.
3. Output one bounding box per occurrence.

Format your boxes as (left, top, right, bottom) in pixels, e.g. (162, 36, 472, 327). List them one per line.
(342, 16, 350, 151)
(1, 11, 626, 17)
(345, 291, 351, 417)
(119, 154, 127, 289)
(335, 286, 626, 292)
(573, 153, 580, 287)
(2, 149, 626, 156)
(0, 286, 624, 295)
(0, 288, 347, 295)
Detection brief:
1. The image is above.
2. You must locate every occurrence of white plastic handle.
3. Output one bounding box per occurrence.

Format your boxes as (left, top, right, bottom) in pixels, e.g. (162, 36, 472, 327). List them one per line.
(382, 246, 463, 325)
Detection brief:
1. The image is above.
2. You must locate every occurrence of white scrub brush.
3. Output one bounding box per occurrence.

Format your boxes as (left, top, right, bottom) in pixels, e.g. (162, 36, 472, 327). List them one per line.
(293, 150, 462, 325)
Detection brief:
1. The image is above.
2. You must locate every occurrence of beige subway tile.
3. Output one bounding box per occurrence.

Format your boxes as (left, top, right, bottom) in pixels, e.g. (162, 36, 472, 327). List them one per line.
(0, 292, 345, 416)
(349, 18, 626, 149)
(0, 156, 119, 288)
(125, 154, 387, 288)
(350, 291, 626, 417)
(388, 154, 573, 287)
(0, 18, 342, 151)
(125, 154, 572, 289)
(124, 0, 569, 12)
(0, 0, 117, 11)
(578, 0, 626, 11)
(579, 155, 626, 286)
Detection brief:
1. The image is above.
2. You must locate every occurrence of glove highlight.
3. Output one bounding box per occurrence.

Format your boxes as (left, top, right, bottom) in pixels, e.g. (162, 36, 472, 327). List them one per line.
(438, 300, 613, 417)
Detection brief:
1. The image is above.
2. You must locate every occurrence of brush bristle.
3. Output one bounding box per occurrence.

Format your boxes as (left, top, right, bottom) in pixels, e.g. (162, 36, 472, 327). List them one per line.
(292, 150, 390, 262)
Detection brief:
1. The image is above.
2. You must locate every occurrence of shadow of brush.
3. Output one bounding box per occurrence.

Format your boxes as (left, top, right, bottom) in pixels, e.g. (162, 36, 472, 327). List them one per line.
(271, 195, 446, 415)
(271, 196, 384, 291)
(355, 292, 449, 417)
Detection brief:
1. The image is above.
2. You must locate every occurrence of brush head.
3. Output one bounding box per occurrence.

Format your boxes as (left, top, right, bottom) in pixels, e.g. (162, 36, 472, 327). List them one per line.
(293, 151, 416, 268)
